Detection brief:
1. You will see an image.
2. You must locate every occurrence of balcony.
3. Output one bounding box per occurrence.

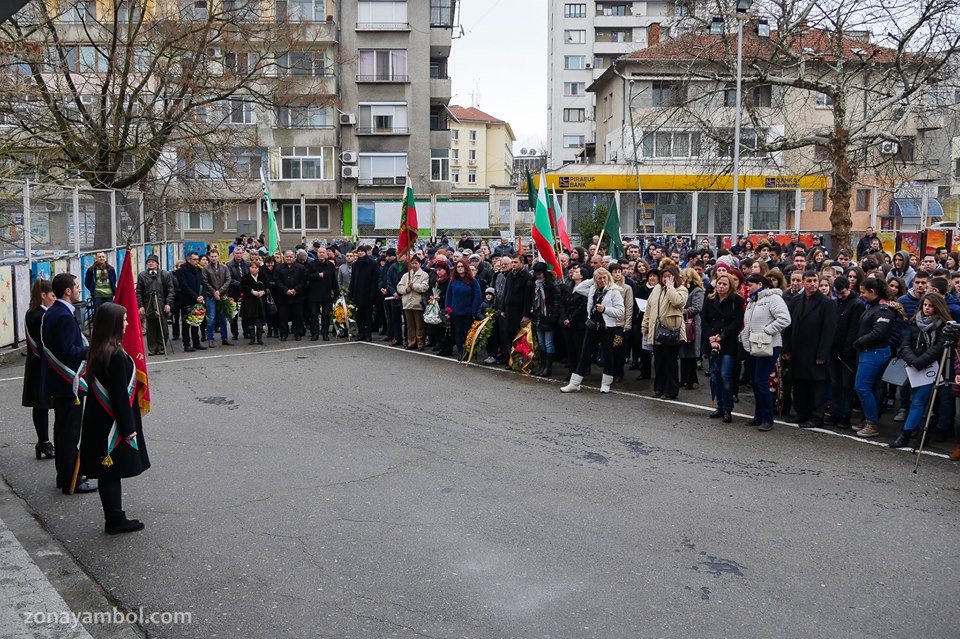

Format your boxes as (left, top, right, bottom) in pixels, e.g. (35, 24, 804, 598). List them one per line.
(356, 74, 410, 83)
(430, 26, 453, 58)
(430, 77, 452, 102)
(359, 176, 405, 186)
(430, 130, 451, 148)
(356, 22, 411, 31)
(356, 127, 410, 135)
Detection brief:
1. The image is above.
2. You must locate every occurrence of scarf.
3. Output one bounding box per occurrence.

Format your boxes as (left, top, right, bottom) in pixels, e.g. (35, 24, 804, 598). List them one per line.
(914, 314, 938, 332)
(534, 279, 547, 315)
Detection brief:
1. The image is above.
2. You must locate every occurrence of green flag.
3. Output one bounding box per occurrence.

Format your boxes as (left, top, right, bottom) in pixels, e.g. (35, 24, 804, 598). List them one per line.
(259, 166, 280, 254)
(603, 198, 625, 260)
(525, 169, 537, 210)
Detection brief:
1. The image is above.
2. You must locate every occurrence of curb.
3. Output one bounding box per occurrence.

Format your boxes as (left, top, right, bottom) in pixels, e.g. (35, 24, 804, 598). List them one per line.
(0, 344, 26, 368)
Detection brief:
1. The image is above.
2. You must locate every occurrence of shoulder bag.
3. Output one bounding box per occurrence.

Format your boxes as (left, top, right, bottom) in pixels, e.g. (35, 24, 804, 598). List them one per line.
(653, 290, 680, 346)
(881, 357, 908, 386)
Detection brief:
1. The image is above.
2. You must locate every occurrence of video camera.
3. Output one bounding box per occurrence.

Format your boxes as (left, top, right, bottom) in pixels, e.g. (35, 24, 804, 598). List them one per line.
(944, 320, 960, 345)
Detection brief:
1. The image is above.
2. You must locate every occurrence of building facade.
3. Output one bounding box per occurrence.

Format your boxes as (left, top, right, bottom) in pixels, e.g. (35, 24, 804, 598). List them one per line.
(447, 106, 516, 192)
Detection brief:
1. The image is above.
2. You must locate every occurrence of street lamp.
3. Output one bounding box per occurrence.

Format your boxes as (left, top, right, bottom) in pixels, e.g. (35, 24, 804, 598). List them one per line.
(711, 0, 753, 245)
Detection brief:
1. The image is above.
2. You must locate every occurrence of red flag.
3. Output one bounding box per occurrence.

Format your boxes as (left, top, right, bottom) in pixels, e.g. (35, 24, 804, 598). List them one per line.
(551, 187, 572, 252)
(114, 252, 150, 415)
(397, 176, 418, 258)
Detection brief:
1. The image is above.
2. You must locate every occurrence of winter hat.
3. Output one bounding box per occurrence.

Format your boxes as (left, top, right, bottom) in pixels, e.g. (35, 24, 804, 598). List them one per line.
(146, 254, 159, 266)
(716, 254, 740, 270)
(485, 287, 495, 295)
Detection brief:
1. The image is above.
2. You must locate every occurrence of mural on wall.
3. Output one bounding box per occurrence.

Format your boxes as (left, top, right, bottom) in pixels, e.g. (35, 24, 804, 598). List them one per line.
(878, 232, 896, 255)
(900, 233, 921, 257)
(79, 254, 95, 300)
(184, 241, 206, 257)
(14, 264, 29, 340)
(0, 266, 14, 347)
(925, 230, 947, 254)
(31, 261, 51, 282)
(166, 243, 176, 270)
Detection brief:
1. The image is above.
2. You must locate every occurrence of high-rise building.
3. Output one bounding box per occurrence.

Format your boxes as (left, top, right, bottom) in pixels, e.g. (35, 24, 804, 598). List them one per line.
(547, 1, 680, 167)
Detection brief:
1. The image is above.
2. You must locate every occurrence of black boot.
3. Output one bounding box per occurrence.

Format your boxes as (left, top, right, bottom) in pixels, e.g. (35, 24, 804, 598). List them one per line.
(104, 510, 145, 535)
(256, 330, 264, 345)
(248, 334, 256, 346)
(889, 429, 914, 449)
(541, 353, 553, 377)
(709, 408, 724, 419)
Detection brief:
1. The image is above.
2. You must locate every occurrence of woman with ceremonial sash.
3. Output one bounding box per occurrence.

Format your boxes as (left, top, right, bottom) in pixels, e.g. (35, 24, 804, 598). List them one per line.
(79, 302, 151, 535)
(22, 279, 55, 460)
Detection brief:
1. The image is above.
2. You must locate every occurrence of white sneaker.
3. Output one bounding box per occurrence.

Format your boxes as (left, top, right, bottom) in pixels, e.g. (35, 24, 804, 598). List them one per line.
(483, 356, 497, 365)
(893, 409, 907, 422)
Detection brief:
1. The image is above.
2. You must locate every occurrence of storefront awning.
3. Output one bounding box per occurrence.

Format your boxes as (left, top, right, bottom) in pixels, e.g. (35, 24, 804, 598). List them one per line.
(889, 198, 944, 217)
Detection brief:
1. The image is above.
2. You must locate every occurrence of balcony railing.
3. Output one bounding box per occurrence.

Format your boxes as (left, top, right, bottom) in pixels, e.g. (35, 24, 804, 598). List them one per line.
(356, 74, 410, 82)
(356, 127, 410, 135)
(356, 22, 410, 30)
(359, 176, 405, 186)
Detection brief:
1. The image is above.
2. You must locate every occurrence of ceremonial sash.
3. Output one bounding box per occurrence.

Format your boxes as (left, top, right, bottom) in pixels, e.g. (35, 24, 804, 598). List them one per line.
(26, 329, 39, 356)
(40, 311, 88, 404)
(93, 359, 139, 468)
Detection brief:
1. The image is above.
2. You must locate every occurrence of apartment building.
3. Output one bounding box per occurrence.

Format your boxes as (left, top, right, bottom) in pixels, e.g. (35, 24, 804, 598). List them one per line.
(447, 105, 516, 192)
(547, 0, 680, 167)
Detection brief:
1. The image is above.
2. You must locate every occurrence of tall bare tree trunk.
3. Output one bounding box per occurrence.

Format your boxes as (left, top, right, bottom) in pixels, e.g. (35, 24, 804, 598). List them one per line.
(829, 126, 854, 251)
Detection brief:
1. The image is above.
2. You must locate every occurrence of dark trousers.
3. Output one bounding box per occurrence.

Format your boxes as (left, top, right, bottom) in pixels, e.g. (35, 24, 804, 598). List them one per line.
(180, 307, 201, 347)
(613, 329, 628, 378)
(794, 378, 828, 423)
(653, 343, 681, 398)
(385, 300, 403, 341)
(452, 315, 472, 356)
(309, 301, 332, 338)
(230, 314, 244, 340)
(576, 326, 619, 376)
(52, 397, 82, 489)
(243, 318, 264, 337)
(563, 325, 584, 373)
(828, 358, 857, 422)
(501, 315, 521, 359)
(33, 407, 49, 443)
(144, 314, 167, 353)
(278, 302, 304, 338)
(356, 303, 374, 338)
(171, 307, 180, 340)
(680, 357, 699, 386)
(98, 476, 123, 518)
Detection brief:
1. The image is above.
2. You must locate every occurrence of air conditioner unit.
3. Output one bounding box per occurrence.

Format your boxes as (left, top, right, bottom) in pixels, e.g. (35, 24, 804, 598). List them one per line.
(585, 63, 592, 69)
(339, 112, 356, 125)
(340, 151, 358, 163)
(879, 141, 899, 155)
(341, 165, 360, 178)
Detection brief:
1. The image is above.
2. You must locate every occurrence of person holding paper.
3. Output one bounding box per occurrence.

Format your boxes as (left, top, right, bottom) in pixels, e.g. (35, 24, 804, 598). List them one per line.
(889, 293, 951, 448)
(851, 278, 898, 438)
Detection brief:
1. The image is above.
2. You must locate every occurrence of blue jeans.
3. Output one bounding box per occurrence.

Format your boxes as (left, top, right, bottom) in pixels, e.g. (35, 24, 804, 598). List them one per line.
(903, 382, 933, 432)
(537, 329, 555, 354)
(747, 348, 780, 424)
(205, 298, 228, 342)
(855, 347, 890, 423)
(709, 354, 735, 413)
(92, 296, 111, 317)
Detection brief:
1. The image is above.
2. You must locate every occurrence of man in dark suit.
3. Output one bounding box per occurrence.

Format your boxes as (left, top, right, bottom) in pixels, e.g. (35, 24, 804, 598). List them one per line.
(41, 273, 96, 494)
(501, 254, 533, 367)
(306, 243, 337, 341)
(783, 270, 838, 428)
(349, 245, 380, 342)
(273, 250, 306, 341)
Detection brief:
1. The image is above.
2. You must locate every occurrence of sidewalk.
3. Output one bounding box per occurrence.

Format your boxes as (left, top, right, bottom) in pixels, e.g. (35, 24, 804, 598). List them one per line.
(0, 476, 142, 639)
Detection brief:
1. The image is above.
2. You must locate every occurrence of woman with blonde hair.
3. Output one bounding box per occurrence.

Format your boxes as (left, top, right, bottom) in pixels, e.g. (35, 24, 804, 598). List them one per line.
(679, 268, 704, 390)
(560, 267, 625, 394)
(641, 259, 689, 399)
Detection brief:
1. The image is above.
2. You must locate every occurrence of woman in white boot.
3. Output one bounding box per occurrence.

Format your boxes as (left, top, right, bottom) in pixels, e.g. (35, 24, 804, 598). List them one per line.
(560, 267, 625, 394)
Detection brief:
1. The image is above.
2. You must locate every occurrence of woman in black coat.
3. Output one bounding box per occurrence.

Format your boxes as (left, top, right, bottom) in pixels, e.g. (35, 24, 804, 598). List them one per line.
(240, 260, 268, 345)
(558, 265, 588, 375)
(22, 279, 55, 459)
(79, 303, 150, 535)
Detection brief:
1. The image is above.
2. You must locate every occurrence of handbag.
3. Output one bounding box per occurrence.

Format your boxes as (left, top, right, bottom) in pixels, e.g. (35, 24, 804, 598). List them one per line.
(263, 289, 278, 316)
(423, 287, 442, 325)
(748, 331, 774, 357)
(652, 289, 680, 346)
(684, 317, 696, 342)
(881, 357, 908, 386)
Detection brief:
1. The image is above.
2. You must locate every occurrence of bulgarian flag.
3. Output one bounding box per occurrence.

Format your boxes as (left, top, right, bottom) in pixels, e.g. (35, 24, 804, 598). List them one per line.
(532, 170, 563, 276)
(397, 175, 418, 259)
(259, 166, 280, 255)
(115, 252, 150, 415)
(551, 186, 571, 252)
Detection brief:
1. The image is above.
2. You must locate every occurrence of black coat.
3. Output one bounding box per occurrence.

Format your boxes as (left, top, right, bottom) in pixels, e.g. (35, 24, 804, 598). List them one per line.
(240, 273, 267, 321)
(530, 277, 561, 329)
(558, 281, 588, 328)
(832, 292, 865, 362)
(306, 259, 337, 303)
(853, 301, 897, 351)
(899, 319, 947, 370)
(135, 269, 175, 317)
(272, 263, 306, 306)
(503, 268, 533, 320)
(173, 263, 205, 308)
(784, 290, 838, 380)
(22, 306, 48, 408)
(350, 255, 380, 304)
(79, 350, 150, 480)
(227, 258, 249, 298)
(701, 293, 745, 357)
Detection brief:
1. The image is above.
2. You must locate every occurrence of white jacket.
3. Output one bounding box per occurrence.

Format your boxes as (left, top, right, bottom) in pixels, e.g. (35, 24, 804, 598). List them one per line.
(739, 287, 791, 353)
(574, 279, 625, 327)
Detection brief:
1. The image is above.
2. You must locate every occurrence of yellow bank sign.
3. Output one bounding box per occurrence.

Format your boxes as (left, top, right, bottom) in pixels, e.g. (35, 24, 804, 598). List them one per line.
(541, 174, 826, 191)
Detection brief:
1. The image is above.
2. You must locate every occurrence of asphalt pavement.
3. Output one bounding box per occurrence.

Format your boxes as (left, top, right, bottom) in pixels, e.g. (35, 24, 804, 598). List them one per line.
(0, 339, 957, 638)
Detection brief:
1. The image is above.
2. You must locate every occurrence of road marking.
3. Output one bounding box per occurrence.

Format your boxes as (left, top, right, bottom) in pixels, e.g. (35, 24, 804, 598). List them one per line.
(360, 341, 952, 461)
(148, 340, 358, 366)
(0, 376, 24, 383)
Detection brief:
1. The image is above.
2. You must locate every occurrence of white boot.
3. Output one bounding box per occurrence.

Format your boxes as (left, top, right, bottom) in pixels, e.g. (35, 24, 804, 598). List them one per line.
(600, 374, 614, 393)
(560, 373, 583, 393)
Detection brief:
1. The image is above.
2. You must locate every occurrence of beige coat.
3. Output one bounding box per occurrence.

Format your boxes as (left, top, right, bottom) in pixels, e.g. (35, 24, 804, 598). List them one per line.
(611, 282, 633, 332)
(398, 268, 430, 310)
(641, 283, 689, 343)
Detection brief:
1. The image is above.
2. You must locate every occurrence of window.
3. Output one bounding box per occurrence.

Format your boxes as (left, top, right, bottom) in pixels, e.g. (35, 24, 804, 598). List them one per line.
(276, 0, 325, 22)
(451, 170, 460, 183)
(224, 202, 258, 232)
(725, 84, 772, 107)
(596, 29, 631, 43)
(814, 145, 830, 162)
(563, 135, 585, 148)
(640, 130, 701, 158)
(182, 155, 225, 180)
(564, 3, 586, 18)
(816, 92, 833, 108)
(431, 149, 449, 182)
(855, 188, 870, 211)
(357, 0, 407, 27)
(564, 108, 586, 122)
(358, 154, 408, 185)
(430, 61, 446, 78)
(955, 158, 960, 179)
(598, 3, 628, 15)
(451, 149, 459, 160)
(277, 105, 329, 128)
(358, 49, 407, 81)
(183, 210, 213, 231)
(63, 46, 108, 73)
(183, 0, 208, 20)
(225, 52, 260, 75)
(276, 51, 326, 76)
(719, 128, 767, 158)
(451, 129, 459, 141)
(62, 1, 97, 22)
(896, 137, 915, 163)
(469, 130, 477, 142)
(358, 103, 408, 133)
(227, 153, 262, 179)
(430, 0, 454, 26)
(652, 81, 684, 106)
(564, 30, 586, 44)
(812, 190, 827, 212)
(468, 149, 476, 163)
(227, 99, 256, 124)
(116, 1, 141, 22)
(225, 0, 260, 20)
(468, 170, 477, 184)
(430, 105, 449, 131)
(281, 203, 329, 231)
(564, 82, 586, 96)
(278, 147, 335, 180)
(564, 55, 587, 70)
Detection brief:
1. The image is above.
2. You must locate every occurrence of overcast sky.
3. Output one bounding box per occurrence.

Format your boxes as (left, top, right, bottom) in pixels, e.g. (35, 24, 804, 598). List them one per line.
(448, 0, 548, 154)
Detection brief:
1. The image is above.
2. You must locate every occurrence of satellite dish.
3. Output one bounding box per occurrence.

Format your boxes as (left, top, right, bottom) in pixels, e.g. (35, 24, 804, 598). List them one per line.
(520, 148, 528, 155)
